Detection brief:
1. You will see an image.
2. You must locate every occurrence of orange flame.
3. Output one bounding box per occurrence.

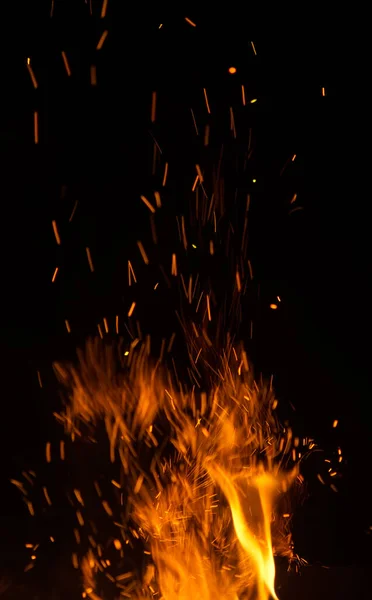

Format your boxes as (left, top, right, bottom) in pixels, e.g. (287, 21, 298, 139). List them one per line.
(55, 336, 301, 599)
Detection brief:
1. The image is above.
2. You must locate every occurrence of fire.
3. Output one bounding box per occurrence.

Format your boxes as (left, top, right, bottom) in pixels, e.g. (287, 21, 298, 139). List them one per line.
(54, 335, 301, 599)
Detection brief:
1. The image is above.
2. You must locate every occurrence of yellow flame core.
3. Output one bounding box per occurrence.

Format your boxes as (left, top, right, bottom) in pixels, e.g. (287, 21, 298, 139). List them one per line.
(56, 338, 299, 599)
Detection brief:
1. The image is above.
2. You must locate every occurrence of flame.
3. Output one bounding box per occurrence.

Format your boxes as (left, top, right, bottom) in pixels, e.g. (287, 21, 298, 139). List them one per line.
(55, 336, 300, 599)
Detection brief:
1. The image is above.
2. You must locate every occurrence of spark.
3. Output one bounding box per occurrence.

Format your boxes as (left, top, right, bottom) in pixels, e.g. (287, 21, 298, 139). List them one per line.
(128, 302, 136, 317)
(162, 162, 168, 187)
(76, 510, 84, 526)
(96, 30, 108, 50)
(333, 419, 339, 428)
(86, 247, 94, 272)
(45, 442, 51, 463)
(101, 0, 108, 18)
(34, 112, 39, 144)
(241, 85, 246, 106)
(69, 200, 79, 222)
(60, 440, 65, 460)
(65, 319, 71, 333)
(185, 17, 196, 27)
(190, 108, 199, 135)
(206, 294, 212, 320)
(140, 195, 156, 213)
(248, 260, 253, 280)
(228, 66, 237, 74)
(26, 59, 38, 88)
(61, 51, 71, 76)
(128, 260, 137, 285)
(230, 107, 236, 137)
(74, 489, 85, 506)
(51, 267, 59, 282)
(102, 500, 113, 516)
(251, 40, 257, 55)
(43, 487, 52, 506)
(52, 220, 61, 245)
(236, 270, 242, 292)
(137, 241, 149, 264)
(154, 191, 162, 207)
(171, 253, 177, 276)
(196, 164, 204, 182)
(151, 91, 157, 123)
(203, 88, 211, 114)
(270, 304, 278, 310)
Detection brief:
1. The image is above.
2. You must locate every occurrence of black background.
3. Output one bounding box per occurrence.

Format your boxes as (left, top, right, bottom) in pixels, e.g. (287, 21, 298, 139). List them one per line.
(0, 2, 370, 598)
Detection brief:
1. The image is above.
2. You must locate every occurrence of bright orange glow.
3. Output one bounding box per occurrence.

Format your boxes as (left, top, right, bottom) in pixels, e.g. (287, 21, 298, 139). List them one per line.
(228, 66, 237, 74)
(55, 337, 303, 599)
